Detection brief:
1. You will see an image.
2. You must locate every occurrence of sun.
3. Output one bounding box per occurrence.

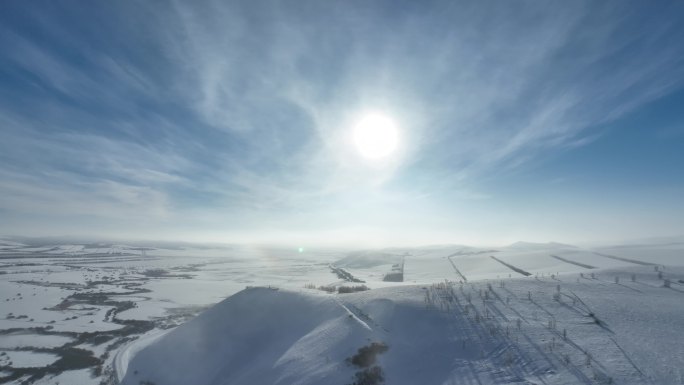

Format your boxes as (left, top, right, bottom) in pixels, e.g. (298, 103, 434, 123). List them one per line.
(352, 113, 399, 160)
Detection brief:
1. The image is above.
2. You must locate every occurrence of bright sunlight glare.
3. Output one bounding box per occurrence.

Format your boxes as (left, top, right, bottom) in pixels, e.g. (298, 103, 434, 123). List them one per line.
(352, 113, 399, 160)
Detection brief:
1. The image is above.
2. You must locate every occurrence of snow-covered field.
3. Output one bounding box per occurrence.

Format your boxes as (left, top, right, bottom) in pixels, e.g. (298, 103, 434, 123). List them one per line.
(1, 237, 683, 384)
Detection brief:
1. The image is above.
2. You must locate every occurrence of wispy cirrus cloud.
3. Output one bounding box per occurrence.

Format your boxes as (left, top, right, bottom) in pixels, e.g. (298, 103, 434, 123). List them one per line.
(151, 1, 684, 185)
(1, 1, 683, 243)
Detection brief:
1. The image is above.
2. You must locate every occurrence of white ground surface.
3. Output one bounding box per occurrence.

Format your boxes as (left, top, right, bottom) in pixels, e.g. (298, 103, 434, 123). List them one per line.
(0, 334, 73, 349)
(0, 351, 59, 368)
(0, 238, 683, 384)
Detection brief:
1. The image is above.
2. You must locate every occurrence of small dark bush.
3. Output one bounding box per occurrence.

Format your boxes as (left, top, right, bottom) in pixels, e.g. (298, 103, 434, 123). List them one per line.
(352, 366, 384, 385)
(348, 342, 389, 368)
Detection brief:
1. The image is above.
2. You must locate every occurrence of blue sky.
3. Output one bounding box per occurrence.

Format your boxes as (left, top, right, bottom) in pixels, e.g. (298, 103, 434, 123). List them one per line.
(1, 1, 683, 246)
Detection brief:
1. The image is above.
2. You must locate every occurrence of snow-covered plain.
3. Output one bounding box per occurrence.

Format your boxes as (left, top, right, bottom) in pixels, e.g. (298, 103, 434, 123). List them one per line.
(0, 237, 683, 384)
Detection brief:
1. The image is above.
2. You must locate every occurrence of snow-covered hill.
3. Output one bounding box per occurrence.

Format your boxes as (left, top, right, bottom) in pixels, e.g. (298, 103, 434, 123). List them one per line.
(122, 263, 684, 384)
(2, 238, 682, 384)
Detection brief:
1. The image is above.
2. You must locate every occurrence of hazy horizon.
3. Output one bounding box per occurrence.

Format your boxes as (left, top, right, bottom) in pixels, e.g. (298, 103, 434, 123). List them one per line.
(4, 233, 684, 252)
(2, 1, 684, 246)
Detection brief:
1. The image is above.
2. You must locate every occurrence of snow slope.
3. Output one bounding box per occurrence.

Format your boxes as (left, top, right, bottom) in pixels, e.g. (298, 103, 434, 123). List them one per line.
(121, 261, 684, 385)
(122, 286, 494, 385)
(121, 287, 370, 385)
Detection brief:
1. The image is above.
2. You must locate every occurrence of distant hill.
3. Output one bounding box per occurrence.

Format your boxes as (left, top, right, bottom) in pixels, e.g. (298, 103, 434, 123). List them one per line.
(505, 241, 578, 250)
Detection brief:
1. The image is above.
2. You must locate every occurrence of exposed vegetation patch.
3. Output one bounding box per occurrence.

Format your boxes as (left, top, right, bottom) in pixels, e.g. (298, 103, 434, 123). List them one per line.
(382, 259, 404, 282)
(304, 284, 369, 294)
(490, 256, 531, 276)
(348, 342, 388, 367)
(593, 252, 656, 266)
(304, 283, 336, 293)
(0, 346, 100, 384)
(330, 265, 365, 283)
(381, 272, 403, 282)
(337, 285, 370, 294)
(0, 270, 186, 384)
(351, 366, 385, 385)
(550, 255, 596, 269)
(346, 342, 389, 385)
(446, 255, 468, 282)
(142, 269, 193, 279)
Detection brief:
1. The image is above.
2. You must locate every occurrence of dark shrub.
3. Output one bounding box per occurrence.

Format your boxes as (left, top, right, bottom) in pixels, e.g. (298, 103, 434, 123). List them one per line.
(348, 342, 388, 368)
(352, 366, 384, 385)
(338, 285, 369, 294)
